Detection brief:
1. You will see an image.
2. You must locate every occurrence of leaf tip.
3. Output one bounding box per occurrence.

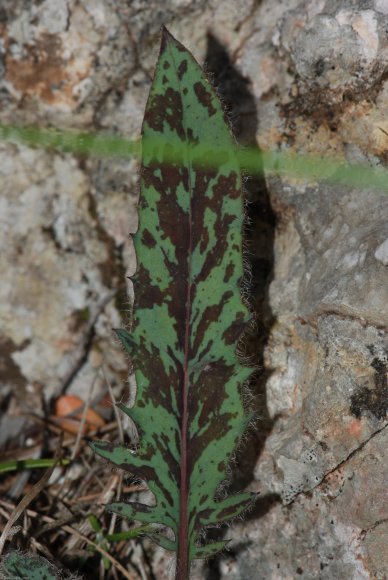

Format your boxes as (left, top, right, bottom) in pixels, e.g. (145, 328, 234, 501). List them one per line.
(89, 439, 111, 455)
(160, 26, 182, 52)
(160, 25, 172, 48)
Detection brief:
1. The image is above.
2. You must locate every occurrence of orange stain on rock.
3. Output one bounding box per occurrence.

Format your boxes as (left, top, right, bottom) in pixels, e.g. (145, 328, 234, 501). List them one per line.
(347, 418, 363, 438)
(5, 33, 88, 109)
(6, 34, 67, 103)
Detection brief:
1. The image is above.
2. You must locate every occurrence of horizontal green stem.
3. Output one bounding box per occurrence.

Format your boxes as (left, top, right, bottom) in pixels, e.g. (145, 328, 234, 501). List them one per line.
(0, 457, 69, 474)
(106, 525, 152, 542)
(0, 123, 386, 193)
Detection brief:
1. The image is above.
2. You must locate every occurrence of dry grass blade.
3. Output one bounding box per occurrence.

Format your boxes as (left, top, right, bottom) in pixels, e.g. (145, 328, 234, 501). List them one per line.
(0, 435, 63, 555)
(0, 500, 137, 580)
(71, 371, 100, 461)
(66, 484, 147, 505)
(61, 525, 136, 579)
(101, 365, 125, 537)
(101, 366, 124, 445)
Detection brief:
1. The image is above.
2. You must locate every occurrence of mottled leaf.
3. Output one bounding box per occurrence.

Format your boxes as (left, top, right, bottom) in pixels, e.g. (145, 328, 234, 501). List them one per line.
(91, 28, 256, 579)
(1, 552, 59, 579)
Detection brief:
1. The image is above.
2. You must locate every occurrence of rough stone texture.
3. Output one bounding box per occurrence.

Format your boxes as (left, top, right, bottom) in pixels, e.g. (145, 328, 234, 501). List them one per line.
(0, 0, 387, 578)
(221, 0, 388, 578)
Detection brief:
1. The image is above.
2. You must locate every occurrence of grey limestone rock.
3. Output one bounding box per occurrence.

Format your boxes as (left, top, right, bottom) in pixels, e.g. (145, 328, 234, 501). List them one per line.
(222, 0, 388, 578)
(0, 0, 387, 578)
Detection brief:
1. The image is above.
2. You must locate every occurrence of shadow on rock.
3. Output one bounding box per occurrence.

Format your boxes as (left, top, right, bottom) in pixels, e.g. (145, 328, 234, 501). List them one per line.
(203, 31, 280, 579)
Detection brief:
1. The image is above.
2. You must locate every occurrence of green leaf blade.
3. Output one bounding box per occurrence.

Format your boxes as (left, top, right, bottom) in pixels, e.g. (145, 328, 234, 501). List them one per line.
(93, 28, 255, 577)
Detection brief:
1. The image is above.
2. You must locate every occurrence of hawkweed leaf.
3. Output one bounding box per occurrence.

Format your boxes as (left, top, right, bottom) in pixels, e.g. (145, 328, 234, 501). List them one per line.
(91, 27, 256, 579)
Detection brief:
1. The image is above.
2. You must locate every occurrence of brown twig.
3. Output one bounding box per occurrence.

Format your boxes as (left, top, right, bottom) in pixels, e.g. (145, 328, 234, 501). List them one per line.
(59, 291, 115, 395)
(65, 484, 147, 505)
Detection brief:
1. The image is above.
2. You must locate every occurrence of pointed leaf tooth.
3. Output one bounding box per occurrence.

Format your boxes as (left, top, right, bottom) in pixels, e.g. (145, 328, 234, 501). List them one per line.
(192, 539, 230, 560)
(106, 501, 171, 528)
(90, 441, 149, 472)
(145, 532, 177, 552)
(197, 492, 258, 527)
(115, 401, 139, 424)
(114, 327, 136, 355)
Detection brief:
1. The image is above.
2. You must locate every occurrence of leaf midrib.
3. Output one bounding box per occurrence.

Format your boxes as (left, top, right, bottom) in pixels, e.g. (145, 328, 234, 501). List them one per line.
(170, 39, 194, 573)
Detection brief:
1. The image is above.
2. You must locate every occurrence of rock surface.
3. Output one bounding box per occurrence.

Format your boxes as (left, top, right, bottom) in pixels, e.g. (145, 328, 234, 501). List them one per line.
(0, 0, 386, 578)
